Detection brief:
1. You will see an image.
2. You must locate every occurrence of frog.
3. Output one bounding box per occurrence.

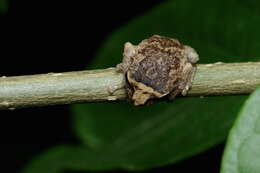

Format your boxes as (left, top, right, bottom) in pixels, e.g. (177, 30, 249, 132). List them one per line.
(116, 35, 199, 105)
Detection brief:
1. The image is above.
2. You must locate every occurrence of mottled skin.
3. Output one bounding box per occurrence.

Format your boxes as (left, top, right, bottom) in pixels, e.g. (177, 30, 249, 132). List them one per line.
(117, 35, 199, 105)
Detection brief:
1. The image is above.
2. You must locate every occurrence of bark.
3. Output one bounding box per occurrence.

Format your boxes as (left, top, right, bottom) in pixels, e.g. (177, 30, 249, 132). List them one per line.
(0, 62, 260, 110)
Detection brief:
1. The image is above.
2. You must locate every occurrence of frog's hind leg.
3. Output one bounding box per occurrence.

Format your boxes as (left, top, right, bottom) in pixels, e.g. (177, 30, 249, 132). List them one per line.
(181, 64, 197, 96)
(168, 64, 196, 100)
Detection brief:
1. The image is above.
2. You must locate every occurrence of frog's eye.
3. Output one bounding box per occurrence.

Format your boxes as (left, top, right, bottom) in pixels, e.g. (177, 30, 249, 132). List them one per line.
(183, 45, 199, 64)
(124, 42, 136, 57)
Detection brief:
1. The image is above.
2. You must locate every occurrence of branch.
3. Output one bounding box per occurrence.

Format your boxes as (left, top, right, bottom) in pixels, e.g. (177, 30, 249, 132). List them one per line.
(0, 62, 260, 110)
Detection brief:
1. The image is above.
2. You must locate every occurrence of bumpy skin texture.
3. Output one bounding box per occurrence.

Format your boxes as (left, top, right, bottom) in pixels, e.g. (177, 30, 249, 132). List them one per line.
(116, 35, 199, 105)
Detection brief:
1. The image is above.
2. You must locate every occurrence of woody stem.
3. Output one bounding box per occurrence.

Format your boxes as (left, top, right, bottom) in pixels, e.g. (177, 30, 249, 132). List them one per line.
(0, 62, 260, 110)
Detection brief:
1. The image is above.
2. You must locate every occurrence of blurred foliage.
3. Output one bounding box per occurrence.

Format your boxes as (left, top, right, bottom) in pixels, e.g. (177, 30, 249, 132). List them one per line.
(23, 0, 260, 172)
(221, 88, 260, 173)
(0, 0, 8, 13)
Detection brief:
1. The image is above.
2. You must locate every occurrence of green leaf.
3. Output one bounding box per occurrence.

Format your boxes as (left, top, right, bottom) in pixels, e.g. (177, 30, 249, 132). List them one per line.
(0, 0, 8, 13)
(221, 88, 260, 173)
(23, 0, 260, 172)
(72, 0, 260, 169)
(22, 146, 119, 173)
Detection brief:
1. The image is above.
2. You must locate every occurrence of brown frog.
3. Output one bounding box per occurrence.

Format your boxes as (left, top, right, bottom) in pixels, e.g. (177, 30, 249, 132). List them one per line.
(116, 35, 199, 105)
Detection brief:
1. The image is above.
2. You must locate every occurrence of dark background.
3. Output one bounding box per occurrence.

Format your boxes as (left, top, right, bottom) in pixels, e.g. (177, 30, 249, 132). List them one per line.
(0, 0, 223, 172)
